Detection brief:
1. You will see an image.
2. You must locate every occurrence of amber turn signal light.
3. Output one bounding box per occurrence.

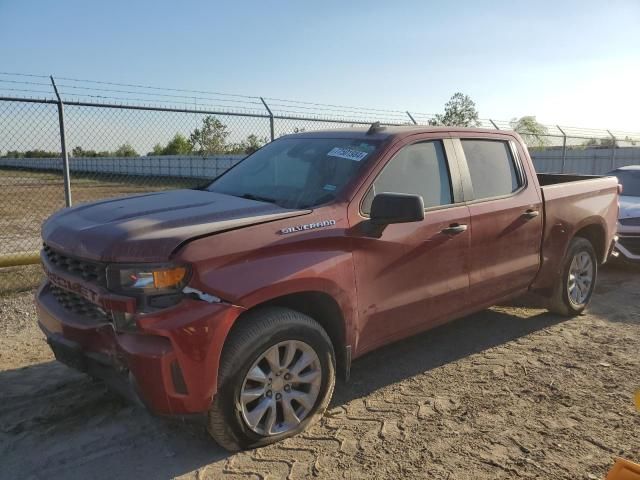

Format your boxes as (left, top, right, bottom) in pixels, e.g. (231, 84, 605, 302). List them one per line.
(153, 266, 187, 289)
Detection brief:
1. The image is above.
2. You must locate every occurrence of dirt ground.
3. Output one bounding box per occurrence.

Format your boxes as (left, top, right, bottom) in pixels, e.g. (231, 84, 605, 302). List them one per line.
(1, 266, 638, 480)
(0, 168, 202, 292)
(0, 168, 198, 257)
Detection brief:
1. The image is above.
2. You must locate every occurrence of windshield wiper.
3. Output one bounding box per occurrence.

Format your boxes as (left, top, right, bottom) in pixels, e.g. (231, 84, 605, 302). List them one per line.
(238, 193, 280, 205)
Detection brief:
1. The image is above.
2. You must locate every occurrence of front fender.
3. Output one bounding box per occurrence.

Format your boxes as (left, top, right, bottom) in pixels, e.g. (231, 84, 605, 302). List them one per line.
(176, 218, 358, 349)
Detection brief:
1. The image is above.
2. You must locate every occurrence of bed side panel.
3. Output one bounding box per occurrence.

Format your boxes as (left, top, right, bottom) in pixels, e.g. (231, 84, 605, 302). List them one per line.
(531, 177, 618, 294)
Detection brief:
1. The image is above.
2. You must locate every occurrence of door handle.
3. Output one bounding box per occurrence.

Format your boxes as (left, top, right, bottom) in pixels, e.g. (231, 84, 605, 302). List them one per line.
(441, 223, 468, 235)
(523, 209, 540, 219)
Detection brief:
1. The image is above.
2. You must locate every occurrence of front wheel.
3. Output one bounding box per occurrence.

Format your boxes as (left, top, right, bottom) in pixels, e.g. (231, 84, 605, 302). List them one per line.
(208, 307, 336, 451)
(548, 237, 598, 316)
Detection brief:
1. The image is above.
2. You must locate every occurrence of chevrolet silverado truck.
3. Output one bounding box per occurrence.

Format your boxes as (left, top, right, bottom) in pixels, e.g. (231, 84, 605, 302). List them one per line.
(36, 125, 619, 450)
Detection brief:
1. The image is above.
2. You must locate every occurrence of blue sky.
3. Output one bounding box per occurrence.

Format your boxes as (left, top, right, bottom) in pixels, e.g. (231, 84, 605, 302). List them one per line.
(1, 0, 639, 130)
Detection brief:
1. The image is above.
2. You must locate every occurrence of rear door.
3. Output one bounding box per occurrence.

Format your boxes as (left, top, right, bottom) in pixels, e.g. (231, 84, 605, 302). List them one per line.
(453, 136, 543, 305)
(349, 134, 471, 354)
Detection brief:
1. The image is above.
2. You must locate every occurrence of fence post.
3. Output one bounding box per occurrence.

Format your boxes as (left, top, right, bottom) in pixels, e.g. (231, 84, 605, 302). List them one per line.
(260, 97, 275, 142)
(607, 130, 616, 170)
(557, 125, 567, 173)
(50, 76, 72, 207)
(489, 119, 500, 130)
(406, 111, 417, 125)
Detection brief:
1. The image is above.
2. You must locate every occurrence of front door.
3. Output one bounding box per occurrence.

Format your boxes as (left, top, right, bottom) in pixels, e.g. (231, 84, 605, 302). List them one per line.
(350, 136, 471, 355)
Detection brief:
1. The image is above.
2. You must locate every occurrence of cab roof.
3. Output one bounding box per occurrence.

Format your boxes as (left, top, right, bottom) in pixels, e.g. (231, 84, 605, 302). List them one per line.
(286, 125, 516, 141)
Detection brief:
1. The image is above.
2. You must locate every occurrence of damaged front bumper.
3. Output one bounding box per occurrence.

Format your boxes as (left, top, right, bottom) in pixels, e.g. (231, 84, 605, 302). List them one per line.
(36, 280, 245, 415)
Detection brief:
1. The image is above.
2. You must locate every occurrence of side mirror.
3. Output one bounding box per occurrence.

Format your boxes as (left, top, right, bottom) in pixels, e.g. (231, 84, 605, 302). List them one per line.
(370, 193, 425, 225)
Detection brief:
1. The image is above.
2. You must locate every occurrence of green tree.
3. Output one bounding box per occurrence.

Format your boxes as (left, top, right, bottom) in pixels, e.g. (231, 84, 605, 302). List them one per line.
(150, 144, 165, 156)
(149, 133, 192, 155)
(72, 146, 100, 157)
(23, 149, 61, 158)
(73, 146, 121, 157)
(228, 134, 268, 154)
(581, 137, 616, 148)
(242, 134, 267, 154)
(164, 133, 192, 155)
(189, 116, 229, 154)
(510, 116, 549, 148)
(599, 137, 616, 148)
(429, 92, 480, 127)
(3, 150, 24, 158)
(72, 146, 86, 157)
(113, 143, 138, 157)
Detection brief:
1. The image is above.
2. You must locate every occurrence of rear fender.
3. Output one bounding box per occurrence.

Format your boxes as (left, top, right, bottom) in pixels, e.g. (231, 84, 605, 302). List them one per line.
(531, 215, 607, 295)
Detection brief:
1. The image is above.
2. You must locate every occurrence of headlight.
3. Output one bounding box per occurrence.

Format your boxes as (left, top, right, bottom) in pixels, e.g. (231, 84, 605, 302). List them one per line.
(107, 263, 190, 294)
(106, 263, 191, 325)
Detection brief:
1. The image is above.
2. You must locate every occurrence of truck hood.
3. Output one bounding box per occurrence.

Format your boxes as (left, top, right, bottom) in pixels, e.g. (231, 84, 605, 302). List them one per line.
(42, 189, 308, 262)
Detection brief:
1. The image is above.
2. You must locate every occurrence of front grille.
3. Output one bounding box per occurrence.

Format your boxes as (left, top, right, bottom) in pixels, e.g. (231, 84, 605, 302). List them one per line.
(620, 217, 640, 226)
(43, 243, 106, 285)
(618, 235, 640, 255)
(51, 285, 112, 323)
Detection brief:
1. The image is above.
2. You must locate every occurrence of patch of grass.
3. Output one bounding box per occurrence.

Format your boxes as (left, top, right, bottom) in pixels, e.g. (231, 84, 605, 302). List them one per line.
(0, 168, 206, 293)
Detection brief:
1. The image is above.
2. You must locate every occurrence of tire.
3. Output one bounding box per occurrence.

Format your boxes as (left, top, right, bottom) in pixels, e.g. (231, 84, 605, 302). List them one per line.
(548, 237, 598, 316)
(207, 307, 336, 451)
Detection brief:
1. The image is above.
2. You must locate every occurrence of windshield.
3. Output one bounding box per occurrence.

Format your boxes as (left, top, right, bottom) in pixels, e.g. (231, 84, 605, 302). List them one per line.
(207, 137, 382, 209)
(611, 170, 640, 197)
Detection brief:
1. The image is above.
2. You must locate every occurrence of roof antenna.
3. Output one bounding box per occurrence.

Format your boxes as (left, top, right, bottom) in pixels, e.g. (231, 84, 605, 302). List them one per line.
(367, 121, 384, 135)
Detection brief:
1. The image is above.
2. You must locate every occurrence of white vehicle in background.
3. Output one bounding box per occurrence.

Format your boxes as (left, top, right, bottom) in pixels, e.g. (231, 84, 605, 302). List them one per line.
(609, 166, 640, 264)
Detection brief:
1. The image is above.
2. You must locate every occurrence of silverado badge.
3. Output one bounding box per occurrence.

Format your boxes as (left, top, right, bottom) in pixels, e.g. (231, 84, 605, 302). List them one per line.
(280, 220, 336, 234)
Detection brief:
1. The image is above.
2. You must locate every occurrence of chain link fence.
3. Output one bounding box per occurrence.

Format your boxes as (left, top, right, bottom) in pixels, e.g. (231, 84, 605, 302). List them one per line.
(0, 99, 66, 291)
(1, 73, 640, 292)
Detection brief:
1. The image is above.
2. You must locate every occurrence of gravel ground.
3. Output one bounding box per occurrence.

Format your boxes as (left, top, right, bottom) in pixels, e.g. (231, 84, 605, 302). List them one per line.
(1, 266, 638, 480)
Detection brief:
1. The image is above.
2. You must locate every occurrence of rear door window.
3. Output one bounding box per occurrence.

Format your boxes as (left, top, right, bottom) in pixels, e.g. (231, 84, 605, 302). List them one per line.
(362, 140, 452, 214)
(460, 140, 521, 200)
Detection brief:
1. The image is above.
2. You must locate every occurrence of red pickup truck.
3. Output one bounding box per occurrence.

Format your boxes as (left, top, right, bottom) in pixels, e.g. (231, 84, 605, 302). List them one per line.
(36, 125, 619, 450)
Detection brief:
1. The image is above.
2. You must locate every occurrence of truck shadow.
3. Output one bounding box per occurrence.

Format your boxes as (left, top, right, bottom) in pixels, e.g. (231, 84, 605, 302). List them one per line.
(0, 306, 564, 480)
(333, 307, 562, 407)
(0, 360, 229, 479)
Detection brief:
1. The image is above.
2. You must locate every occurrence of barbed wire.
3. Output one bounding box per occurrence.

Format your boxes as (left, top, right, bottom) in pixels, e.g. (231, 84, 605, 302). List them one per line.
(0, 72, 638, 140)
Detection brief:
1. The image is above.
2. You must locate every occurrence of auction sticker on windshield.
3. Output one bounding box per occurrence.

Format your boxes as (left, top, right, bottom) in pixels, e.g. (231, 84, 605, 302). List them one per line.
(327, 147, 369, 162)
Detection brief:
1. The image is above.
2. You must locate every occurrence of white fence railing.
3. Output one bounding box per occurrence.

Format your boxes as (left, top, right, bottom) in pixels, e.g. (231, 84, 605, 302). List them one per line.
(1, 148, 639, 178)
(531, 147, 640, 175)
(0, 154, 245, 179)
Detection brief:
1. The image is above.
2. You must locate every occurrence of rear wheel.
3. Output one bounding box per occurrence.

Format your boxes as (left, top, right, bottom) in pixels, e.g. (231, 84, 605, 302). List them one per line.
(548, 237, 597, 316)
(208, 307, 335, 451)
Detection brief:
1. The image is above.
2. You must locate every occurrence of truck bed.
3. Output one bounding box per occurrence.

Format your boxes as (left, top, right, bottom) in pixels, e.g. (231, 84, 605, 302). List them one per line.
(537, 173, 607, 186)
(531, 174, 619, 294)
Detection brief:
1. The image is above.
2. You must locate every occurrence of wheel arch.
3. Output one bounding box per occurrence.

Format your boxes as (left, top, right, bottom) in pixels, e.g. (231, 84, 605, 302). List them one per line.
(573, 222, 606, 263)
(531, 218, 607, 296)
(225, 291, 350, 380)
